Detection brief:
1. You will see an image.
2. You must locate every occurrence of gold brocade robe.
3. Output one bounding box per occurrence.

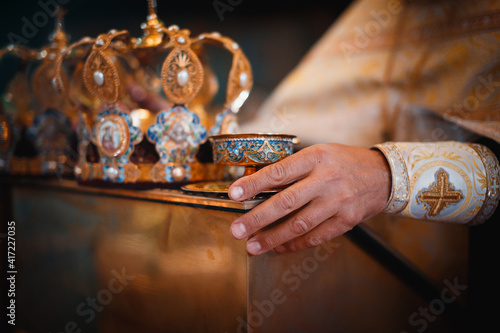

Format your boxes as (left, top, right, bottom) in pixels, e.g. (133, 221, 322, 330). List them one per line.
(241, 1, 499, 330)
(243, 0, 500, 147)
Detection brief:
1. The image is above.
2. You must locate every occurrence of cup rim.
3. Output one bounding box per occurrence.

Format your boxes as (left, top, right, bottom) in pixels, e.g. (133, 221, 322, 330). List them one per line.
(208, 132, 297, 141)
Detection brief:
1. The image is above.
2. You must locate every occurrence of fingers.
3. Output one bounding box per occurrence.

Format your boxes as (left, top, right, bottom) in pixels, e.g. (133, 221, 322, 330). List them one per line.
(230, 177, 323, 241)
(226, 143, 385, 256)
(279, 214, 355, 253)
(243, 198, 336, 255)
(228, 150, 315, 201)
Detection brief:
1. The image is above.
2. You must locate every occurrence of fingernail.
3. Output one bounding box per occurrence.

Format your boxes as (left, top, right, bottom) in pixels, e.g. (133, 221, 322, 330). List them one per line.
(274, 245, 286, 253)
(229, 185, 243, 200)
(247, 241, 262, 255)
(231, 223, 246, 239)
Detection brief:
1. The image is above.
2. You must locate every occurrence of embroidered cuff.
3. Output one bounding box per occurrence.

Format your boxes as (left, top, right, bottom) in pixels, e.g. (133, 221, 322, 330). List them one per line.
(373, 141, 499, 225)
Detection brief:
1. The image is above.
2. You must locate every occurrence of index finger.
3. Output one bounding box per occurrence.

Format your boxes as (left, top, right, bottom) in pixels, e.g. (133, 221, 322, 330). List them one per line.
(228, 150, 314, 201)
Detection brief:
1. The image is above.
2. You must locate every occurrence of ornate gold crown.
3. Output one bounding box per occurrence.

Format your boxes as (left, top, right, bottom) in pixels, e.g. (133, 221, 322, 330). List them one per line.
(0, 8, 77, 177)
(49, 0, 253, 186)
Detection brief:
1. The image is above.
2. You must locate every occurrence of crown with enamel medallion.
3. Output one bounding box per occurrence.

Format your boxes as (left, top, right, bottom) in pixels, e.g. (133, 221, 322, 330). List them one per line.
(0, 7, 78, 177)
(53, 0, 253, 186)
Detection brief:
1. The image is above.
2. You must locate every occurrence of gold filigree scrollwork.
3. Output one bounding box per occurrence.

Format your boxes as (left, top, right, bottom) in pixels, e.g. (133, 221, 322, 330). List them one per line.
(192, 33, 253, 112)
(227, 51, 252, 111)
(82, 31, 131, 105)
(160, 28, 204, 105)
(54, 30, 131, 105)
(32, 59, 69, 109)
(0, 45, 37, 63)
(53, 37, 96, 94)
(83, 48, 120, 104)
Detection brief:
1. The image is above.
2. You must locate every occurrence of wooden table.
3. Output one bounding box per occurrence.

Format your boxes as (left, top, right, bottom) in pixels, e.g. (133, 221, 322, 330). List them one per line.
(1, 178, 475, 332)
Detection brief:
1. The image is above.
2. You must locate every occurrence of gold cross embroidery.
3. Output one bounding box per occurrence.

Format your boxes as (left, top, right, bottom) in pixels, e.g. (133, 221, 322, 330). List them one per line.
(418, 169, 463, 217)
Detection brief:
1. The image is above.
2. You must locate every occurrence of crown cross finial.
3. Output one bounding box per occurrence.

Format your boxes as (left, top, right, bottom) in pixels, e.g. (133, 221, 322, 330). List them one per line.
(148, 0, 157, 18)
(49, 6, 69, 46)
(138, 0, 163, 47)
(56, 6, 67, 29)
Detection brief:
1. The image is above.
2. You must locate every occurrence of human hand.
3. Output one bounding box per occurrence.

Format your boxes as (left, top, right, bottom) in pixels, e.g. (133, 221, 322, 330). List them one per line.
(228, 143, 391, 255)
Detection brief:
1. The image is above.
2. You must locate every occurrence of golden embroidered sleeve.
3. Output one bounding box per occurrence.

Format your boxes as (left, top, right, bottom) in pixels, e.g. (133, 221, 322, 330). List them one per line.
(242, 0, 500, 148)
(374, 141, 500, 225)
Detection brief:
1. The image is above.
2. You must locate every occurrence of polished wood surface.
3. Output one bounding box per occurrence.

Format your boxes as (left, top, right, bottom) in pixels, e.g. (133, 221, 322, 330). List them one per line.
(1, 178, 472, 332)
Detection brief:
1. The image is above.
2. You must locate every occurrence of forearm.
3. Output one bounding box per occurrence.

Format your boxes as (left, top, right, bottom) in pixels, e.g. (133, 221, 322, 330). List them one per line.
(374, 141, 499, 225)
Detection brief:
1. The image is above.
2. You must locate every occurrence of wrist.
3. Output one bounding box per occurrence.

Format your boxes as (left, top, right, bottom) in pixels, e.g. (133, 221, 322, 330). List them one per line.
(368, 148, 392, 216)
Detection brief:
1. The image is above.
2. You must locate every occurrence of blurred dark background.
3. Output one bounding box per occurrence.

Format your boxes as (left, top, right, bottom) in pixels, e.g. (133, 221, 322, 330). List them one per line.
(0, 0, 353, 119)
